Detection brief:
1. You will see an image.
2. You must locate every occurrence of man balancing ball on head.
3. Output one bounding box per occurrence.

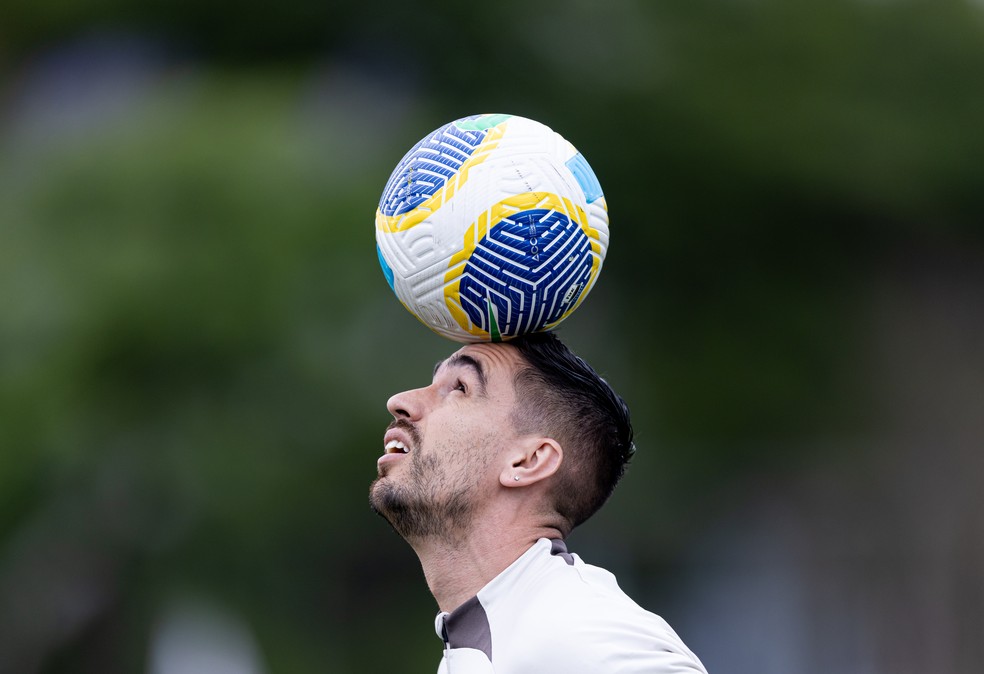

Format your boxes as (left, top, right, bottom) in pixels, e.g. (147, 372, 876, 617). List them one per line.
(369, 331, 707, 673)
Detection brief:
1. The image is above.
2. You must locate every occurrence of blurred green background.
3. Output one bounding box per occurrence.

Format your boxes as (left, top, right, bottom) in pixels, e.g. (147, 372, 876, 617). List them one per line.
(2, 1, 982, 672)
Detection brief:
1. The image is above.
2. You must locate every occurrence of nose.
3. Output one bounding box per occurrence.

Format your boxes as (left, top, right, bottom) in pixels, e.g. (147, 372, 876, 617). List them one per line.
(386, 386, 426, 421)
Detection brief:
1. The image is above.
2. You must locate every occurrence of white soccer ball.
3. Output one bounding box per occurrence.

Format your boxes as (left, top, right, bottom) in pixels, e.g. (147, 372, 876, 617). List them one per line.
(375, 113, 610, 342)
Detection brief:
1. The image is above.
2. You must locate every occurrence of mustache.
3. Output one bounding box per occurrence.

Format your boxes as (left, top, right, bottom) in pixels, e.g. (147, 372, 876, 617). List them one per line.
(387, 418, 422, 450)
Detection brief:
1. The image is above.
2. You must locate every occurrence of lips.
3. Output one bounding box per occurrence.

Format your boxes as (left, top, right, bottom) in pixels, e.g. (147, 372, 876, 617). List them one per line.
(383, 424, 414, 455)
(378, 424, 415, 471)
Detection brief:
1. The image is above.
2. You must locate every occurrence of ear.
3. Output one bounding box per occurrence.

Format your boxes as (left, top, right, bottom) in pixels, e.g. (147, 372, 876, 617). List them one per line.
(499, 437, 563, 488)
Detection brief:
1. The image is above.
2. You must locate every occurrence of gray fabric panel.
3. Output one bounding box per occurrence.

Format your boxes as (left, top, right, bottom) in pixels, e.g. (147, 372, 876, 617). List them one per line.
(550, 538, 575, 566)
(445, 595, 493, 660)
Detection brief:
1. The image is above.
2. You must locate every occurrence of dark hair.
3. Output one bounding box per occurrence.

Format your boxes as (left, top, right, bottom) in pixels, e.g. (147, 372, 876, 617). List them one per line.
(509, 331, 634, 533)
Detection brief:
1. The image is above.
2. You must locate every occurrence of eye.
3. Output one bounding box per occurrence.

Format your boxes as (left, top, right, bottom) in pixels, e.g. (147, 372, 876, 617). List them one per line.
(453, 379, 467, 394)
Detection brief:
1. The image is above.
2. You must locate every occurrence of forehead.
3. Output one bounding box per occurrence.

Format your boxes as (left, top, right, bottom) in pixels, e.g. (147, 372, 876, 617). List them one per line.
(436, 342, 525, 385)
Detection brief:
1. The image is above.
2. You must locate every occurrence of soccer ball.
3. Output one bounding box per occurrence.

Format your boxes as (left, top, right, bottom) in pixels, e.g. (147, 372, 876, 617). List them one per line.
(375, 113, 609, 342)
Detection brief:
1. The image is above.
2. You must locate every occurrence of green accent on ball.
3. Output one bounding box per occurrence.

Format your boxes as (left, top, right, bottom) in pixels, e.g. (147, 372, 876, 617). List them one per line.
(456, 114, 512, 132)
(486, 298, 502, 342)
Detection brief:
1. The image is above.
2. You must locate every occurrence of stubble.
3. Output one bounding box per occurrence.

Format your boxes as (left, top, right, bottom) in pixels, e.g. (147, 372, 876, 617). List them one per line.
(369, 431, 498, 546)
(370, 453, 475, 545)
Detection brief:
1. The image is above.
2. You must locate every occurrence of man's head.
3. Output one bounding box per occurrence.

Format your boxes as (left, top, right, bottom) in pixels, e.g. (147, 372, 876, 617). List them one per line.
(369, 332, 633, 543)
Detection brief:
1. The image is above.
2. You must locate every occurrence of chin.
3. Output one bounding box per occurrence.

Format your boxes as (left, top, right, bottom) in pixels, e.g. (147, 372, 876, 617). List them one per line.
(368, 477, 387, 509)
(370, 477, 403, 516)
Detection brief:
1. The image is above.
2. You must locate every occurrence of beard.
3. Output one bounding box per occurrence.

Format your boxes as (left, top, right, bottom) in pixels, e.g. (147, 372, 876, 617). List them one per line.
(369, 450, 476, 545)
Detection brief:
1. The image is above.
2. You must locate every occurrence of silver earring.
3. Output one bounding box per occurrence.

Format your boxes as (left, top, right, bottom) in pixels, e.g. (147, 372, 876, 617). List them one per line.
(513, 475, 521, 481)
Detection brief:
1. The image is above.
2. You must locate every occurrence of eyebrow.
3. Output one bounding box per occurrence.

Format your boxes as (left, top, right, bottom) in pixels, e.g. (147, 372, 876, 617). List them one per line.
(433, 353, 488, 396)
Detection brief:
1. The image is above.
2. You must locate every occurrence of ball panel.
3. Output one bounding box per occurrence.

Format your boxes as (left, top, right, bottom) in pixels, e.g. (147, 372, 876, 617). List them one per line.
(376, 243, 395, 290)
(376, 116, 509, 234)
(441, 192, 597, 341)
(459, 211, 594, 335)
(565, 152, 605, 204)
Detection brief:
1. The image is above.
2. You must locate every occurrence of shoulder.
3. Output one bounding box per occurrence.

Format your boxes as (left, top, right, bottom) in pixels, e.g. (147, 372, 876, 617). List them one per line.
(482, 544, 706, 673)
(494, 603, 707, 673)
(530, 587, 705, 672)
(539, 603, 707, 673)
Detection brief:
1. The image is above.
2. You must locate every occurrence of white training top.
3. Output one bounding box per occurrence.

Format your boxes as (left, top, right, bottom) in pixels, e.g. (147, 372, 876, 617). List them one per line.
(433, 538, 707, 674)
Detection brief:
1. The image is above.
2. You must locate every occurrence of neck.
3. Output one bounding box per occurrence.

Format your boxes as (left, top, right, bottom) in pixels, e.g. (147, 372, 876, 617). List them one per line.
(410, 522, 564, 613)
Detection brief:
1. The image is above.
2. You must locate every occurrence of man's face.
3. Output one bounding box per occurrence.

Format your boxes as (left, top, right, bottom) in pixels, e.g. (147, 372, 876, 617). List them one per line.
(369, 342, 526, 543)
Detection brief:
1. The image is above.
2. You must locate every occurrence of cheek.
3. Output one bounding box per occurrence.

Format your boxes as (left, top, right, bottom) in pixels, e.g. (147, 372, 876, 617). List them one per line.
(458, 429, 505, 474)
(421, 415, 509, 478)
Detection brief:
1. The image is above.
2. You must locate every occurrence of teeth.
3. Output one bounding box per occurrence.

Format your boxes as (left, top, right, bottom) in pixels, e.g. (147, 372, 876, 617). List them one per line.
(385, 440, 409, 454)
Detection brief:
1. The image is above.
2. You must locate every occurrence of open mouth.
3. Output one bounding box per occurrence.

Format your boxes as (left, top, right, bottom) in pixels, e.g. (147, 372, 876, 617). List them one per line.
(384, 439, 410, 454)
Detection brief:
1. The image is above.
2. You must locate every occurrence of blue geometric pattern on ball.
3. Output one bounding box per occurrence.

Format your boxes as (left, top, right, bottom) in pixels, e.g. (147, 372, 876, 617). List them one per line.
(459, 209, 593, 337)
(378, 115, 491, 217)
